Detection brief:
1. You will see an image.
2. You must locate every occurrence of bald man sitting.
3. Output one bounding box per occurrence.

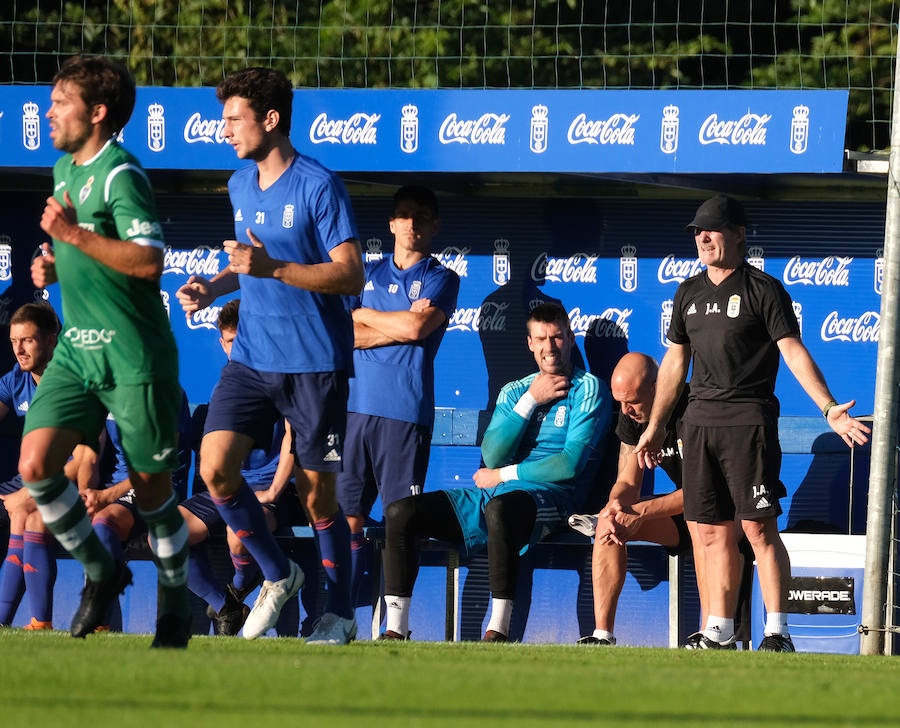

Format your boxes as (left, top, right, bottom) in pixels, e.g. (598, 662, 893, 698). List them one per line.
(570, 352, 704, 646)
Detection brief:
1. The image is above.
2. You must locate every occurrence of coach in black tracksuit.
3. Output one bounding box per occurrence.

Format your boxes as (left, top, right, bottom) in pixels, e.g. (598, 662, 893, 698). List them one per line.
(633, 195, 870, 652)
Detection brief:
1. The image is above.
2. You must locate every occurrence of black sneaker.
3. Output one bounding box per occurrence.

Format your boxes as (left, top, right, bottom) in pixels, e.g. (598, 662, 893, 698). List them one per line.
(576, 634, 615, 646)
(482, 630, 509, 643)
(683, 633, 737, 650)
(377, 629, 410, 641)
(206, 585, 251, 636)
(758, 634, 795, 652)
(151, 613, 191, 649)
(70, 562, 133, 638)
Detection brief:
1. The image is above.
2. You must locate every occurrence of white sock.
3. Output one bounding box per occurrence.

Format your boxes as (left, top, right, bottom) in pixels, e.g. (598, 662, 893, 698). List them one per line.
(486, 598, 514, 636)
(764, 612, 789, 636)
(703, 616, 735, 643)
(385, 595, 410, 636)
(592, 629, 616, 644)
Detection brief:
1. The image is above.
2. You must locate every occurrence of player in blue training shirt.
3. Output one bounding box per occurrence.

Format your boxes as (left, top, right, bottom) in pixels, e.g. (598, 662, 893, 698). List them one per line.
(0, 304, 59, 629)
(381, 302, 613, 641)
(175, 67, 364, 643)
(338, 185, 459, 606)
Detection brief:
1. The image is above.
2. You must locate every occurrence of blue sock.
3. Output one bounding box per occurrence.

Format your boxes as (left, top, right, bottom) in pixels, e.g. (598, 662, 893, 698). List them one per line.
(93, 519, 125, 563)
(187, 545, 225, 613)
(212, 483, 288, 582)
(350, 531, 366, 609)
(23, 531, 57, 624)
(0, 534, 25, 625)
(229, 550, 260, 593)
(314, 509, 353, 620)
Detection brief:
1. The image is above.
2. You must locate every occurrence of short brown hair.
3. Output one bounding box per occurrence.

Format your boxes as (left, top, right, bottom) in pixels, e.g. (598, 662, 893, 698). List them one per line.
(216, 68, 293, 136)
(53, 56, 136, 136)
(10, 303, 60, 336)
(217, 299, 240, 332)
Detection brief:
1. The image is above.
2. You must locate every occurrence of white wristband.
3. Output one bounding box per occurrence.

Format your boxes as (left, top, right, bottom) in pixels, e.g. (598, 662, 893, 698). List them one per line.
(499, 464, 519, 483)
(513, 391, 538, 419)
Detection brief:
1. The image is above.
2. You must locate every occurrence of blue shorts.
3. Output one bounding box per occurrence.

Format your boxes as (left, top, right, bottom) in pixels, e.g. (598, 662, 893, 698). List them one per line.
(337, 413, 431, 517)
(182, 488, 306, 533)
(204, 361, 349, 473)
(0, 474, 23, 497)
(443, 481, 574, 556)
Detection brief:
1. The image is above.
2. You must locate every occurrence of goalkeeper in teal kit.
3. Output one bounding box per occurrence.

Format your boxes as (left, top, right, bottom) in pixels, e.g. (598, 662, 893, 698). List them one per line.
(381, 302, 613, 641)
(22, 56, 190, 647)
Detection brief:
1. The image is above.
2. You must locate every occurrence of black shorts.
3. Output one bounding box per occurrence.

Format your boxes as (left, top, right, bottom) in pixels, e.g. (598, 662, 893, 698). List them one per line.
(680, 422, 785, 523)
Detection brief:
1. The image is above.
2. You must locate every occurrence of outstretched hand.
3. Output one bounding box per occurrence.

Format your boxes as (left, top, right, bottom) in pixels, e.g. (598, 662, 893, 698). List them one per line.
(826, 399, 871, 447)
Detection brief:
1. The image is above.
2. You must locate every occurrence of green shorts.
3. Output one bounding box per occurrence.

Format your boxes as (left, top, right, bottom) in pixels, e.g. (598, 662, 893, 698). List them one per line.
(24, 359, 181, 474)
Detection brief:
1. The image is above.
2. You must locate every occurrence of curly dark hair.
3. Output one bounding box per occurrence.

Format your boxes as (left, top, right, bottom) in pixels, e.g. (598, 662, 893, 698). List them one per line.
(53, 56, 136, 136)
(217, 299, 240, 332)
(216, 68, 293, 136)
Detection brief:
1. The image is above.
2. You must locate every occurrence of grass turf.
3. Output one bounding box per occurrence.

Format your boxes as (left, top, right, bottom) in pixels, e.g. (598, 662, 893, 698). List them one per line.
(0, 630, 898, 727)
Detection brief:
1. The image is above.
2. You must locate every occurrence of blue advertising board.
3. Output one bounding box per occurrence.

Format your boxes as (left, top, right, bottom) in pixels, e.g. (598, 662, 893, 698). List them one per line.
(1, 87, 847, 173)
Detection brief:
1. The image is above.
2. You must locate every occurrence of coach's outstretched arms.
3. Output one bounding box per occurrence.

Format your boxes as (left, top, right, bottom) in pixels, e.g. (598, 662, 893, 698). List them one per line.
(776, 336, 870, 448)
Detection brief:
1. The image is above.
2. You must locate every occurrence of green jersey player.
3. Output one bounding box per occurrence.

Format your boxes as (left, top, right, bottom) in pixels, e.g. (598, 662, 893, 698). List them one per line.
(21, 56, 190, 648)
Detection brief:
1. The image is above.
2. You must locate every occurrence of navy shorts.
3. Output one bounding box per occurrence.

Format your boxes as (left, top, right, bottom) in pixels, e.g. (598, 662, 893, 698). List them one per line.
(0, 473, 23, 497)
(336, 413, 431, 517)
(680, 422, 786, 523)
(204, 361, 349, 473)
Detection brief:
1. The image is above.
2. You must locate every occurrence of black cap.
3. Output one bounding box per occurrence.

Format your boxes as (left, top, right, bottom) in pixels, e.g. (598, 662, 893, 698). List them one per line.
(684, 195, 747, 232)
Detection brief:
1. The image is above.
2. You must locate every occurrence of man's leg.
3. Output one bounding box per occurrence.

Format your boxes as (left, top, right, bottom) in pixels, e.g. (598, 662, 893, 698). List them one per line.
(0, 492, 31, 625)
(298, 468, 357, 644)
(92, 503, 134, 630)
(742, 516, 793, 650)
(588, 515, 681, 646)
(483, 491, 538, 642)
(695, 520, 741, 646)
(382, 491, 463, 640)
(345, 514, 367, 610)
(685, 520, 707, 636)
(22, 510, 56, 629)
(130, 469, 191, 647)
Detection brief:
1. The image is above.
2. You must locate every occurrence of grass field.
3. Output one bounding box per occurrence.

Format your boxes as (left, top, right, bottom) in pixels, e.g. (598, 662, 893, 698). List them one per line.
(1, 630, 898, 727)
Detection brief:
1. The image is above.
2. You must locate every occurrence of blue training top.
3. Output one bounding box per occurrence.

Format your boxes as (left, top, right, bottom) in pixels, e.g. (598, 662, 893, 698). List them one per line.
(227, 152, 359, 374)
(0, 364, 37, 421)
(348, 254, 460, 427)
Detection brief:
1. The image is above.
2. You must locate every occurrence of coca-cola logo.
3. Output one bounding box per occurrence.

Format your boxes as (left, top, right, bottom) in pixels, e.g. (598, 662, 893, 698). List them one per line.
(187, 306, 223, 331)
(308, 112, 380, 145)
(568, 307, 631, 339)
(783, 256, 852, 287)
(446, 302, 508, 332)
(821, 310, 879, 343)
(567, 113, 639, 145)
(183, 113, 227, 144)
(433, 247, 470, 277)
(439, 113, 509, 145)
(164, 246, 222, 277)
(657, 255, 705, 284)
(699, 113, 771, 146)
(531, 253, 598, 283)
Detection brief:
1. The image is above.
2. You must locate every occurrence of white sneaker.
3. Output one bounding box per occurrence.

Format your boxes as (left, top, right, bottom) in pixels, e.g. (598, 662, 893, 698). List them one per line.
(567, 513, 598, 538)
(242, 560, 304, 640)
(306, 612, 358, 645)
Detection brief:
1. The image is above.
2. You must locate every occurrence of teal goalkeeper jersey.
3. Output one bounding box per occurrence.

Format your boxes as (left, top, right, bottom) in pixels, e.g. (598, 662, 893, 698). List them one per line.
(481, 367, 612, 494)
(50, 139, 177, 386)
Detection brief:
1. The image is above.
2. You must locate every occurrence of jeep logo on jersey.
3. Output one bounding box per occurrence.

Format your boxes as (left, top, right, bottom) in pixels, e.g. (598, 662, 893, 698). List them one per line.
(126, 218, 163, 240)
(183, 113, 227, 144)
(439, 113, 510, 145)
(699, 112, 771, 146)
(569, 307, 631, 339)
(23, 101, 40, 150)
(531, 253, 598, 284)
(446, 302, 508, 333)
(657, 255, 705, 284)
(821, 310, 879, 343)
(147, 103, 165, 152)
(187, 306, 222, 331)
(0, 240, 11, 282)
(433, 246, 470, 277)
(164, 246, 221, 277)
(65, 327, 116, 350)
(783, 255, 851, 287)
(567, 112, 639, 145)
(309, 112, 380, 145)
